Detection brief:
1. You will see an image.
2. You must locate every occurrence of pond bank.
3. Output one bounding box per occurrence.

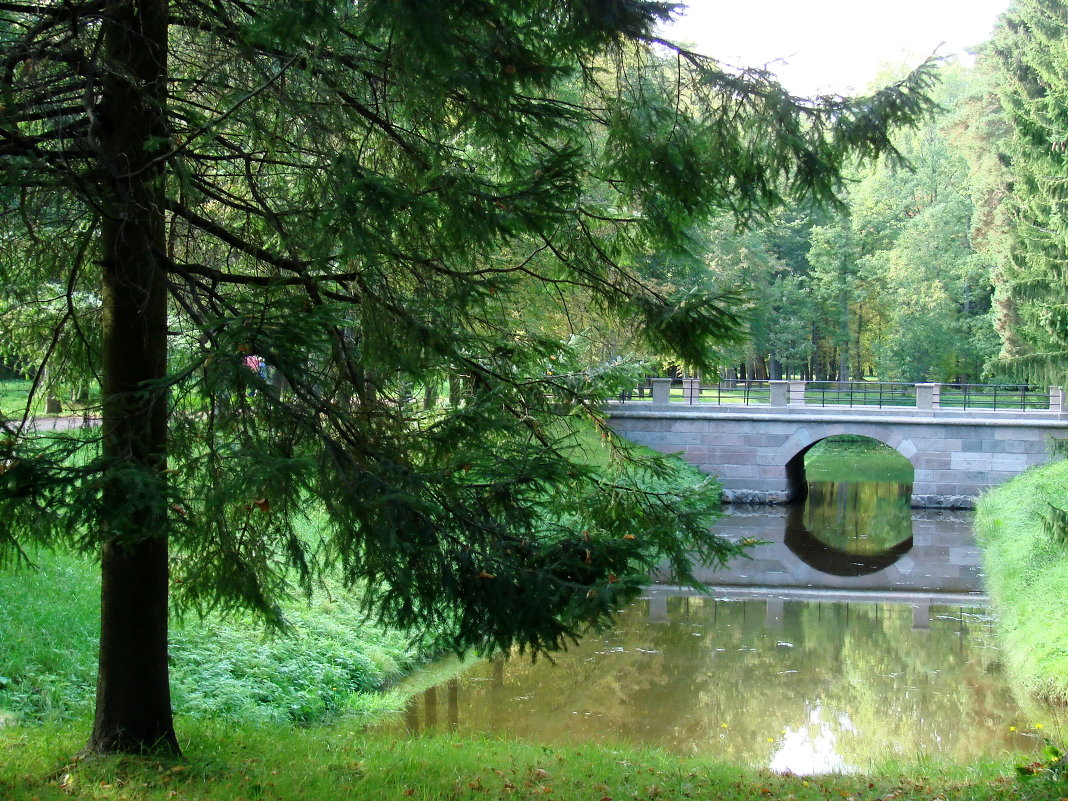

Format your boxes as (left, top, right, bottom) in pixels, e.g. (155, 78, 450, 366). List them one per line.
(0, 720, 1057, 801)
(975, 459, 1068, 706)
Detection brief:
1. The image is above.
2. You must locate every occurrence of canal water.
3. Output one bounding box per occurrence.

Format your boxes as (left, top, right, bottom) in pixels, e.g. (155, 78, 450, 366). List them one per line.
(390, 476, 1066, 772)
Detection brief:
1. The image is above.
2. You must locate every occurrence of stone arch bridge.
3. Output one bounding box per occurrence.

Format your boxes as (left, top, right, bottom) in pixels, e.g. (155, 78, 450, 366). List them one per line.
(608, 379, 1068, 508)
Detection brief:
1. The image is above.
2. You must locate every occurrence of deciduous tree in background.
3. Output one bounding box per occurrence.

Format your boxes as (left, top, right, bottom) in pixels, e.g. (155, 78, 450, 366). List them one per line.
(0, 0, 936, 755)
(696, 61, 1004, 386)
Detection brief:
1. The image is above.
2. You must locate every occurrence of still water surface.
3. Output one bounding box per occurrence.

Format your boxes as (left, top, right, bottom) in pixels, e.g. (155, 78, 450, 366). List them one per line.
(392, 479, 1065, 771)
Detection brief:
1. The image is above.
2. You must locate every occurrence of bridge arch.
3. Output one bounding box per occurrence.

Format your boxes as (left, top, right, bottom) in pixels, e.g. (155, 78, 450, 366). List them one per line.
(781, 430, 918, 502)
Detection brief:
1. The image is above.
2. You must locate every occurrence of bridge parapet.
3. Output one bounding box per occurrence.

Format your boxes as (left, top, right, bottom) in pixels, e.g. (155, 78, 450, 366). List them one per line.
(626, 379, 1066, 420)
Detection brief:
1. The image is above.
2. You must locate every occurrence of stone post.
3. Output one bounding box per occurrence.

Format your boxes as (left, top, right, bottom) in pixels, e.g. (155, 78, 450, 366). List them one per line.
(423, 686, 438, 728)
(788, 380, 807, 406)
(769, 380, 789, 407)
(1050, 386, 1063, 414)
(647, 594, 668, 622)
(911, 602, 930, 631)
(682, 377, 701, 404)
(651, 377, 673, 406)
(915, 383, 941, 412)
(765, 597, 784, 629)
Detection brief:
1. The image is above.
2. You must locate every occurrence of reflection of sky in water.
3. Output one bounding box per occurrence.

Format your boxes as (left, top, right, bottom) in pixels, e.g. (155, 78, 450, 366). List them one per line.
(770, 703, 857, 775)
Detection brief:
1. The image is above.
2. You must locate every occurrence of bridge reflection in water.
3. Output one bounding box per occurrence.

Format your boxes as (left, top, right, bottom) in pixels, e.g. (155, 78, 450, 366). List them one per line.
(389, 483, 1065, 771)
(392, 592, 1056, 772)
(675, 502, 981, 601)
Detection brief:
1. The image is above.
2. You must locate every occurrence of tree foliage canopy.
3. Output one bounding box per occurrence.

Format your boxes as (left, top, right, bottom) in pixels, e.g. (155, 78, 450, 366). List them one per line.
(0, 0, 936, 753)
(690, 62, 1002, 386)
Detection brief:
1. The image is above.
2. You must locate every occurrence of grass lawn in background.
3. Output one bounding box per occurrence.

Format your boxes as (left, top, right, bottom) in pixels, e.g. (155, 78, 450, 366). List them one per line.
(0, 380, 32, 417)
(804, 435, 914, 484)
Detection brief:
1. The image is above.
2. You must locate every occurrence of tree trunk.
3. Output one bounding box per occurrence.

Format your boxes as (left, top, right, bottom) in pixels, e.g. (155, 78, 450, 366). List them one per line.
(769, 351, 782, 381)
(837, 289, 850, 386)
(87, 0, 178, 756)
(91, 538, 175, 753)
(423, 381, 438, 409)
(854, 306, 864, 380)
(448, 374, 465, 406)
(41, 367, 62, 414)
(809, 322, 819, 382)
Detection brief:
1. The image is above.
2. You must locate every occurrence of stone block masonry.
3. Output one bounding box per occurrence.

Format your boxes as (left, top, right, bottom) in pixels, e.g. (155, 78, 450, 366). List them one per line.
(609, 402, 1068, 509)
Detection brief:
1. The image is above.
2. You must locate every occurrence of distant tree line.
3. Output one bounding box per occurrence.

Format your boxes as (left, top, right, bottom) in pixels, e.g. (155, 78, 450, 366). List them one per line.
(567, 7, 1068, 389)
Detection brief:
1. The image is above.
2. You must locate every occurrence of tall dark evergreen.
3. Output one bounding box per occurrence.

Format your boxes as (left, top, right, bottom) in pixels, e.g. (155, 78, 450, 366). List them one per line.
(988, 0, 1068, 382)
(0, 0, 936, 754)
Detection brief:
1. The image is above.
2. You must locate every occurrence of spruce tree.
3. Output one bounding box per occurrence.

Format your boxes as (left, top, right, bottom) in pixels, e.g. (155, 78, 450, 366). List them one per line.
(988, 0, 1068, 381)
(0, 0, 936, 754)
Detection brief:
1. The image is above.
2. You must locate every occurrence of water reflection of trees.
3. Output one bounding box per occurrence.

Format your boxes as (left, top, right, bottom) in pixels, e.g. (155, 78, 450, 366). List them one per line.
(397, 598, 1029, 767)
(785, 504, 913, 577)
(803, 481, 913, 554)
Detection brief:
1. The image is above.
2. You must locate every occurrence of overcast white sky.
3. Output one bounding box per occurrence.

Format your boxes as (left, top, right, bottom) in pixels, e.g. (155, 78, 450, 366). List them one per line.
(660, 0, 1013, 96)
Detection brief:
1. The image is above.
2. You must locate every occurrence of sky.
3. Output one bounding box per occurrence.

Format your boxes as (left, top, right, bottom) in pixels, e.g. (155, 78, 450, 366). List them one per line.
(659, 0, 1013, 96)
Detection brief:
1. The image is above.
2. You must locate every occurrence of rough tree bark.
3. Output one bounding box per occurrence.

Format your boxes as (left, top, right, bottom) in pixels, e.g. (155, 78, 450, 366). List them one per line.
(86, 0, 178, 755)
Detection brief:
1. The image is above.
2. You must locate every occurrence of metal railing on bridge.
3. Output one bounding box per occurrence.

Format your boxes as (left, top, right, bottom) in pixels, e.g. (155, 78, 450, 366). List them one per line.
(617, 378, 1060, 413)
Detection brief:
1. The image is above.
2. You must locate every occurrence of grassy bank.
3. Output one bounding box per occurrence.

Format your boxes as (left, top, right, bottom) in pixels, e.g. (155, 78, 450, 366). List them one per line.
(975, 459, 1068, 705)
(0, 550, 421, 726)
(1, 720, 1058, 801)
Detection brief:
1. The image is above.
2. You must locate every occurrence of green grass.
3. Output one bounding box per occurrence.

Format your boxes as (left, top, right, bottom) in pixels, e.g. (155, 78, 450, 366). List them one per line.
(0, 380, 100, 418)
(0, 549, 422, 726)
(804, 435, 915, 483)
(0, 720, 1057, 801)
(975, 459, 1068, 706)
(0, 551, 101, 721)
(0, 379, 32, 416)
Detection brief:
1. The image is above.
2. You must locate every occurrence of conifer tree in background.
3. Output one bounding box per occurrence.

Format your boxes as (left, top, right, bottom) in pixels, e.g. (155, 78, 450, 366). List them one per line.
(988, 0, 1068, 382)
(0, 0, 936, 754)
(986, 0, 1068, 561)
